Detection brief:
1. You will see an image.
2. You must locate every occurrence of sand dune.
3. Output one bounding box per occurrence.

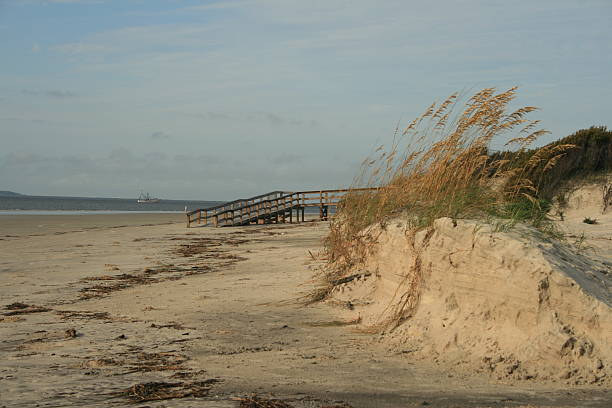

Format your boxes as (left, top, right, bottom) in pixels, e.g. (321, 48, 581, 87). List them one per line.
(331, 182, 612, 386)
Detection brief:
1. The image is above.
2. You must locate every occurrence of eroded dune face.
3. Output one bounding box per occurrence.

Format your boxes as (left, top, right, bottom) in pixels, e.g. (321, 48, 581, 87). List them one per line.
(331, 217, 612, 385)
(560, 177, 612, 216)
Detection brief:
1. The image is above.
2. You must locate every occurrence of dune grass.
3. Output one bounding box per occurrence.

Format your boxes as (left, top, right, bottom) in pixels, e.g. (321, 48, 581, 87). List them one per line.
(312, 87, 574, 303)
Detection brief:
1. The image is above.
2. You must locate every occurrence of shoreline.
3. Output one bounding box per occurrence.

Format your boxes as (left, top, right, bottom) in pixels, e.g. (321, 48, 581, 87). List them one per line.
(0, 212, 186, 237)
(0, 210, 187, 215)
(1, 214, 610, 407)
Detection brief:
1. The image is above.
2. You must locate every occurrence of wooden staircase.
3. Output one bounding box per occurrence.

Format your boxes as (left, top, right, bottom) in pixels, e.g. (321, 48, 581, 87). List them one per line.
(186, 189, 366, 227)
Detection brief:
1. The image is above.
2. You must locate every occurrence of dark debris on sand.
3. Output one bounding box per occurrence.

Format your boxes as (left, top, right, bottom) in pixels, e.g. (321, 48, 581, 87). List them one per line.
(72, 235, 250, 300)
(235, 395, 354, 408)
(129, 351, 188, 372)
(116, 379, 220, 402)
(77, 264, 210, 300)
(3, 302, 51, 316)
(150, 322, 186, 330)
(56, 310, 112, 320)
(172, 236, 251, 257)
(235, 395, 295, 408)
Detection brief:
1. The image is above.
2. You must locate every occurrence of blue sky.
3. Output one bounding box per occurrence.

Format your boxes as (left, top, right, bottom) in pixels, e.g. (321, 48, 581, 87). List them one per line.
(1, 0, 611, 200)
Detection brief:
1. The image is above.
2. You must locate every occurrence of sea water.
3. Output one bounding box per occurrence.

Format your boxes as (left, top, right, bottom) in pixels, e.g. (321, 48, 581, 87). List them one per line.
(0, 195, 224, 215)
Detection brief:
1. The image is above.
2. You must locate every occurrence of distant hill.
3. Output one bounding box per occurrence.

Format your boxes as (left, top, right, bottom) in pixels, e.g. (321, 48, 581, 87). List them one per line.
(0, 191, 24, 197)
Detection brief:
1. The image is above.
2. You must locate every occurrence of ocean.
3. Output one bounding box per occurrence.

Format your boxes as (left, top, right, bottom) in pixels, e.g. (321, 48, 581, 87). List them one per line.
(0, 195, 224, 215)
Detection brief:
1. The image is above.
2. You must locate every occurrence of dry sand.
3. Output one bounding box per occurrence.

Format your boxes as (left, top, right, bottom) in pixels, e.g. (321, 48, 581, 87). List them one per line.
(0, 212, 610, 407)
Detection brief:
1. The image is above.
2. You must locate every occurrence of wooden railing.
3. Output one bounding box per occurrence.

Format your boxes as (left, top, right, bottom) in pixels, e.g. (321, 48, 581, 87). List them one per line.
(186, 188, 378, 227)
(186, 190, 288, 226)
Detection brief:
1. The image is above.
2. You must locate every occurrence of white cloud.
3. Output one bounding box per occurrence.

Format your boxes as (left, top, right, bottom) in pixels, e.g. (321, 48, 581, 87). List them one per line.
(150, 131, 171, 140)
(51, 23, 217, 57)
(1, 116, 71, 125)
(0, 149, 356, 199)
(181, 0, 250, 12)
(22, 89, 78, 98)
(50, 42, 113, 55)
(33, 0, 101, 4)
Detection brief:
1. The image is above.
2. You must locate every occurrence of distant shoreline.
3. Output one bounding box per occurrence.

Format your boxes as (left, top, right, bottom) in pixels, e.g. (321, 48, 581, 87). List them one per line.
(0, 195, 225, 212)
(0, 210, 187, 216)
(0, 191, 24, 197)
(0, 192, 220, 202)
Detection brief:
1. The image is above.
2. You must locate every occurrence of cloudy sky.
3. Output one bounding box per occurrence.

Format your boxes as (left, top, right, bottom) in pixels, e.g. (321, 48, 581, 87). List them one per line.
(1, 0, 610, 200)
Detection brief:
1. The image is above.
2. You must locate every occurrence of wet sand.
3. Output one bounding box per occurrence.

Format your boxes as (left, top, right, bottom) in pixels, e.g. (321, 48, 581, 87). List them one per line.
(0, 212, 185, 237)
(0, 214, 609, 407)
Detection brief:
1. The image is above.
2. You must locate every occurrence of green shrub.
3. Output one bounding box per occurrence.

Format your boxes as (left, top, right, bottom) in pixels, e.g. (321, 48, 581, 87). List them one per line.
(491, 126, 612, 199)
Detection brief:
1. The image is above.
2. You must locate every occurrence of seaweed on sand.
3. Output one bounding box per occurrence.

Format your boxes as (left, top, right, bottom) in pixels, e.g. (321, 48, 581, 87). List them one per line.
(234, 395, 295, 408)
(124, 351, 189, 372)
(116, 379, 219, 402)
(234, 395, 355, 408)
(172, 236, 250, 257)
(56, 310, 111, 320)
(78, 264, 209, 299)
(3, 302, 51, 315)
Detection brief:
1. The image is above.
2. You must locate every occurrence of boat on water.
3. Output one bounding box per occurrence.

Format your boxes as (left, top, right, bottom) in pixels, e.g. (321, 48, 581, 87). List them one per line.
(137, 191, 160, 203)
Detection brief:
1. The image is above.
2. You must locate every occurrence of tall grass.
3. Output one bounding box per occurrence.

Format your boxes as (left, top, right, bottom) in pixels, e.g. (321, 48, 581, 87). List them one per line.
(315, 88, 573, 302)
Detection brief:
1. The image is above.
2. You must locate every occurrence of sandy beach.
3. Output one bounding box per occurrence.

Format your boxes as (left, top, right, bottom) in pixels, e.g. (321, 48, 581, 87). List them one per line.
(0, 213, 609, 407)
(3, 1, 610, 406)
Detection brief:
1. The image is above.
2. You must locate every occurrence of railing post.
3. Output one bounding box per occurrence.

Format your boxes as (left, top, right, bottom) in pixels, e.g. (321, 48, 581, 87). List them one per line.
(300, 193, 304, 222)
(274, 198, 279, 223)
(319, 190, 323, 220)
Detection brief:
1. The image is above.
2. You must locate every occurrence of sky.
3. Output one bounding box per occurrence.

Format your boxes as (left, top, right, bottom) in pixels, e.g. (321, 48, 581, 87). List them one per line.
(0, 0, 611, 200)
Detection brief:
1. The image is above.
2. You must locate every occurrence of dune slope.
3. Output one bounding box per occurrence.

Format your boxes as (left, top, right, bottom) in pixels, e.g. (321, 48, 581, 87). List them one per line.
(331, 215, 611, 385)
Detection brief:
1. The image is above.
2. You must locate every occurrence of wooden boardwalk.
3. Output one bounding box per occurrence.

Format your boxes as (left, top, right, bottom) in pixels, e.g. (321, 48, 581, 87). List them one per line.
(186, 189, 370, 227)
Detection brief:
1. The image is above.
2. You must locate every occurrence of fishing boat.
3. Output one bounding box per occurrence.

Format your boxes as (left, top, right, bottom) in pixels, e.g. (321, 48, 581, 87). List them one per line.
(137, 191, 160, 203)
